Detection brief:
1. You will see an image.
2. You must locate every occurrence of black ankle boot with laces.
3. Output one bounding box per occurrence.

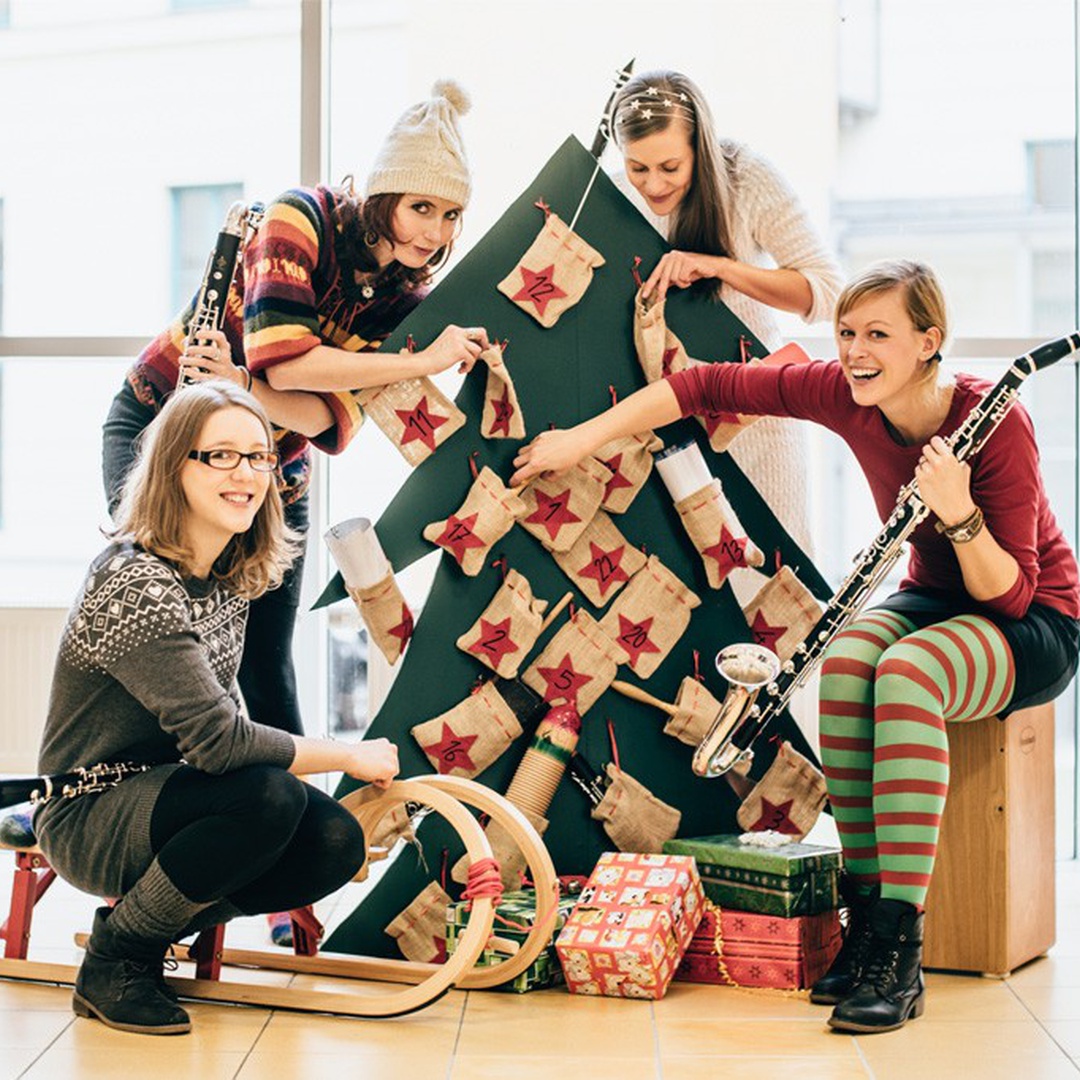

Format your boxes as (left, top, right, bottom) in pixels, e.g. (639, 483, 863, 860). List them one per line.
(809, 879, 878, 1005)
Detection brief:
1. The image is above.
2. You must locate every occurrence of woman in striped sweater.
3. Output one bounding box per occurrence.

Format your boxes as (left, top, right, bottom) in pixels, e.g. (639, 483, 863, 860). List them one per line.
(102, 81, 485, 757)
(511, 260, 1080, 1034)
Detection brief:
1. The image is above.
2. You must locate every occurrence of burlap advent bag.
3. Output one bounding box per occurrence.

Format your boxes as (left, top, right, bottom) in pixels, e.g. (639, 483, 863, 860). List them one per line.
(410, 680, 523, 779)
(522, 609, 622, 715)
(478, 342, 526, 439)
(423, 466, 526, 576)
(384, 881, 451, 963)
(518, 457, 611, 553)
(675, 479, 764, 589)
(663, 676, 724, 747)
(455, 568, 547, 679)
(632, 288, 689, 383)
(594, 430, 664, 515)
(497, 205, 606, 328)
(742, 564, 824, 663)
(598, 555, 700, 677)
(591, 763, 682, 853)
(354, 377, 466, 467)
(451, 808, 549, 891)
(551, 510, 647, 608)
(347, 567, 413, 665)
(736, 739, 828, 841)
(366, 801, 415, 852)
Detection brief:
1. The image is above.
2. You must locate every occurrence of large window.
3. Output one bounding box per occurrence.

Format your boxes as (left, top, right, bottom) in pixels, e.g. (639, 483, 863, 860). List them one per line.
(171, 183, 244, 315)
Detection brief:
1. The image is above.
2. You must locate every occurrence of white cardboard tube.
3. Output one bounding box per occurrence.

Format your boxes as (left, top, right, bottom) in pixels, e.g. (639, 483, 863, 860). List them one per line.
(324, 517, 389, 589)
(654, 440, 713, 503)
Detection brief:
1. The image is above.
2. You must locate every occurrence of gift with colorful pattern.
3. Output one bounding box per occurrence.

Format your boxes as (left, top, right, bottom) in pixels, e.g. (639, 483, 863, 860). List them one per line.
(555, 851, 705, 1000)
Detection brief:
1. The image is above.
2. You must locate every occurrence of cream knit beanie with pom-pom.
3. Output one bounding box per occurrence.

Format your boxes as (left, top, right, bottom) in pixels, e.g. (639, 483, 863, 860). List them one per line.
(365, 79, 472, 208)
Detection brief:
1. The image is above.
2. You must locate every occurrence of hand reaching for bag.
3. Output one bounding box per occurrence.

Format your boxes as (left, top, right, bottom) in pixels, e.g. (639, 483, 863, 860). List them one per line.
(416, 324, 491, 377)
(510, 427, 593, 487)
(344, 738, 400, 791)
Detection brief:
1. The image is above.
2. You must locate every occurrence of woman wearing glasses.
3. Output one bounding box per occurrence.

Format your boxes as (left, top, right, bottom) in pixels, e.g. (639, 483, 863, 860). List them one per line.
(36, 382, 399, 1036)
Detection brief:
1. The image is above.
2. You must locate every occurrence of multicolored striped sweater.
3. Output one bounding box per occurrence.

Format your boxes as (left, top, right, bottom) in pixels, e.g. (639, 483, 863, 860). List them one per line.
(127, 185, 425, 503)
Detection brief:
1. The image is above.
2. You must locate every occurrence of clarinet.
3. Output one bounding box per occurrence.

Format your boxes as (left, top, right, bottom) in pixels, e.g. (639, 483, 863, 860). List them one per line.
(177, 200, 265, 389)
(693, 332, 1080, 777)
(0, 762, 152, 812)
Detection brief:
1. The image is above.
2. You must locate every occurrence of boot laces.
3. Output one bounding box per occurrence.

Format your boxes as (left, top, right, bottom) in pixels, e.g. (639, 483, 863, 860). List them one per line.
(863, 946, 901, 995)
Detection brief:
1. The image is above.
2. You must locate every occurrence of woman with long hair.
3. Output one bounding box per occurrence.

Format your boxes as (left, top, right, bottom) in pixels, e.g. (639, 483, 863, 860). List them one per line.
(37, 382, 398, 1036)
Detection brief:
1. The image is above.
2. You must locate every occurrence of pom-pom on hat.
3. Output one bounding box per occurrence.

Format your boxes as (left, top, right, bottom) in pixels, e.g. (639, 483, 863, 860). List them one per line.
(365, 79, 472, 208)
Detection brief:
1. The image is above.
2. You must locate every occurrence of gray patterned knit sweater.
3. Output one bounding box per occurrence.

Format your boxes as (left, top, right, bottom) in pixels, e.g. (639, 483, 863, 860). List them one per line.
(35, 541, 295, 897)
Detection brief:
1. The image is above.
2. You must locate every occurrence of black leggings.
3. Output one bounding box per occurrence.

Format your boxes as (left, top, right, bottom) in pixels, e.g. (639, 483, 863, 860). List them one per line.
(149, 766, 365, 914)
(102, 380, 308, 735)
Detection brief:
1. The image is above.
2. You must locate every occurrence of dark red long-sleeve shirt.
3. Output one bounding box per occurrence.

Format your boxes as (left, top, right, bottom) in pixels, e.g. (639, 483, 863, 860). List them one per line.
(667, 345, 1080, 620)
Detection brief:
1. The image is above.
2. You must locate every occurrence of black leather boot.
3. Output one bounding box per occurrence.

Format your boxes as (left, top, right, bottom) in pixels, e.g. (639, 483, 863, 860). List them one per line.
(827, 898, 925, 1033)
(809, 878, 878, 1005)
(73, 907, 191, 1035)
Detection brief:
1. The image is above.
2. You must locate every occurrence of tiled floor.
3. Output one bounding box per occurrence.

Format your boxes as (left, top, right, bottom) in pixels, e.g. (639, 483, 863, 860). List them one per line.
(0, 861, 1077, 1079)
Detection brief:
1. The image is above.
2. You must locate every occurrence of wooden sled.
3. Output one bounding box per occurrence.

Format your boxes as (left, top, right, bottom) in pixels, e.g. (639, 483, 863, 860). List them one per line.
(0, 775, 557, 1018)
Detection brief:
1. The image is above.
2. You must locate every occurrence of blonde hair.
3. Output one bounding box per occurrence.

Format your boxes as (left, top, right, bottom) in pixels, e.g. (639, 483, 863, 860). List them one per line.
(835, 259, 948, 357)
(110, 382, 300, 599)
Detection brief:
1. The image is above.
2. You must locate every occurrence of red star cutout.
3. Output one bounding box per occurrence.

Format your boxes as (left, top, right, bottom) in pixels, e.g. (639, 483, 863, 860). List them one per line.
(749, 796, 800, 835)
(511, 263, 568, 318)
(616, 613, 663, 668)
(701, 525, 752, 578)
(466, 616, 520, 669)
(387, 604, 414, 648)
(524, 487, 581, 542)
(487, 387, 516, 437)
(433, 513, 487, 566)
(661, 346, 680, 377)
(750, 609, 787, 653)
(701, 408, 741, 437)
(419, 722, 480, 775)
(395, 395, 449, 452)
(602, 453, 634, 502)
(535, 653, 593, 706)
(577, 542, 631, 597)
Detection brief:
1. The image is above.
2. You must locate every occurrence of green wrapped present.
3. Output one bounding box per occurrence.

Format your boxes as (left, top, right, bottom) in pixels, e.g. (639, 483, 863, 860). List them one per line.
(662, 835, 841, 918)
(446, 887, 578, 993)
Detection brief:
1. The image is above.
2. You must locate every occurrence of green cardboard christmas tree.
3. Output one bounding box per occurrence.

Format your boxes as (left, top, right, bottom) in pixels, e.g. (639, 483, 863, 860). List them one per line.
(316, 136, 831, 958)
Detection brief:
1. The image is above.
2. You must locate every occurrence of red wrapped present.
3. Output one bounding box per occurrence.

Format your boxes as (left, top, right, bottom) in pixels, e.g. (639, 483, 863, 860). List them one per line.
(555, 851, 705, 999)
(676, 903, 842, 989)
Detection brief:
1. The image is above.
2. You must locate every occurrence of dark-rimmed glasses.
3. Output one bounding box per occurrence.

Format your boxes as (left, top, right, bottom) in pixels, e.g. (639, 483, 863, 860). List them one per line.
(188, 449, 280, 472)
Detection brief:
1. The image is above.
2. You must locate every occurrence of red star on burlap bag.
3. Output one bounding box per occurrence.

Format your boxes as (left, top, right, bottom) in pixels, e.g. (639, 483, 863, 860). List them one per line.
(616, 613, 662, 668)
(395, 395, 449, 452)
(601, 453, 634, 502)
(535, 653, 593, 706)
(577, 542, 632, 598)
(524, 488, 581, 543)
(747, 796, 801, 835)
(749, 609, 787, 653)
(661, 346, 681, 377)
(465, 616, 520, 670)
(487, 387, 516, 437)
(387, 604, 414, 649)
(419, 722, 480, 775)
(701, 408, 742, 438)
(511, 264, 568, 318)
(702, 525, 752, 578)
(432, 513, 487, 566)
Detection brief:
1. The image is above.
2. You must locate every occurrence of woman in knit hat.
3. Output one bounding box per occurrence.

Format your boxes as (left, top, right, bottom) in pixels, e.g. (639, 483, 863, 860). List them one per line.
(91, 80, 483, 945)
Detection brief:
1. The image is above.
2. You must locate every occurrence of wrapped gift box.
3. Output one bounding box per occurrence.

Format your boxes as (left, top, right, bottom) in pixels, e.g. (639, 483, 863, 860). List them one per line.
(555, 851, 705, 1000)
(676, 904, 842, 989)
(662, 835, 841, 917)
(446, 887, 578, 993)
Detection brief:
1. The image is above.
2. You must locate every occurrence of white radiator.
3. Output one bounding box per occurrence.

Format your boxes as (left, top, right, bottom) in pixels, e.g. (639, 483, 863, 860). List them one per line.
(0, 608, 66, 773)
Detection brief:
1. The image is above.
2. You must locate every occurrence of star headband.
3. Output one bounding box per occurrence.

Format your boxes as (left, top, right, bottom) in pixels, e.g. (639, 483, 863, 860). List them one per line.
(615, 86, 696, 126)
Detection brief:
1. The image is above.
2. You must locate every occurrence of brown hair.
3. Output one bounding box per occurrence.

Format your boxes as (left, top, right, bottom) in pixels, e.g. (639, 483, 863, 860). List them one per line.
(612, 70, 739, 297)
(835, 259, 948, 357)
(332, 183, 457, 294)
(110, 383, 300, 599)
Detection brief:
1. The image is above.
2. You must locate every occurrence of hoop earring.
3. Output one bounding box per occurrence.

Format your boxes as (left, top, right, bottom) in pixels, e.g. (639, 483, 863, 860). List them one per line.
(364, 229, 380, 249)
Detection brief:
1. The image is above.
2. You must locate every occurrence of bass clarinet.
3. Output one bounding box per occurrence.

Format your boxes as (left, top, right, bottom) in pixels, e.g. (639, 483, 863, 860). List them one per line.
(177, 200, 265, 388)
(693, 331, 1080, 778)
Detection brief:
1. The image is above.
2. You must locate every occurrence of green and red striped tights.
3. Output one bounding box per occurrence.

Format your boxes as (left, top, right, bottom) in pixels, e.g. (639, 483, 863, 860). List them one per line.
(819, 608, 1015, 909)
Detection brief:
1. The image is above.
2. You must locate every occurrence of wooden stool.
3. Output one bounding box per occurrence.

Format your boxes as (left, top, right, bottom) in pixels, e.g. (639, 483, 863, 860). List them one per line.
(923, 702, 1056, 977)
(0, 843, 56, 961)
